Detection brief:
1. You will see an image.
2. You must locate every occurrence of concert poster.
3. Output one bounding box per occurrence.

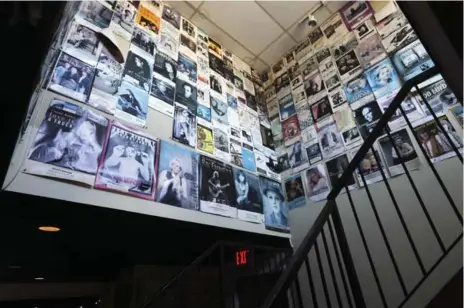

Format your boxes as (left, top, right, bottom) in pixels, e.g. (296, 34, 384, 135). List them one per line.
(242, 147, 257, 172)
(156, 140, 199, 210)
(213, 121, 231, 162)
(377, 92, 424, 130)
(286, 140, 309, 173)
(418, 75, 458, 114)
(25, 98, 109, 186)
(340, 1, 373, 30)
(284, 174, 306, 210)
(378, 128, 421, 177)
(328, 87, 348, 111)
(305, 139, 323, 165)
(196, 119, 214, 155)
(350, 147, 386, 186)
(392, 40, 435, 81)
(230, 136, 243, 168)
(233, 168, 263, 223)
(199, 155, 237, 218)
(311, 96, 333, 123)
(278, 93, 297, 121)
(343, 74, 375, 110)
(321, 12, 349, 45)
(172, 103, 196, 148)
(282, 115, 301, 146)
(335, 49, 362, 81)
(355, 32, 387, 69)
(259, 176, 289, 231)
(325, 153, 357, 191)
(365, 57, 402, 99)
(341, 126, 363, 149)
(94, 121, 158, 200)
(296, 101, 313, 130)
(115, 81, 149, 127)
(353, 100, 384, 139)
(316, 118, 345, 159)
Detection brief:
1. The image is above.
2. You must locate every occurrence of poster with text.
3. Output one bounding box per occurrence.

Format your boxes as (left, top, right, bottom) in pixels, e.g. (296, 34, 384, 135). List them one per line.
(285, 174, 306, 210)
(259, 176, 289, 232)
(303, 164, 330, 202)
(234, 169, 263, 223)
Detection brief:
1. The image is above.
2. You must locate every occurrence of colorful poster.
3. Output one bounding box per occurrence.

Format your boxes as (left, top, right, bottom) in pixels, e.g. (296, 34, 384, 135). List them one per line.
(311, 96, 333, 123)
(325, 153, 357, 191)
(282, 115, 301, 146)
(135, 4, 160, 38)
(259, 176, 289, 231)
(343, 74, 375, 110)
(25, 99, 108, 186)
(284, 174, 306, 210)
(156, 140, 199, 210)
(278, 93, 297, 121)
(365, 58, 402, 99)
(242, 147, 257, 172)
(95, 121, 158, 199)
(234, 169, 263, 223)
(199, 155, 237, 218)
(196, 120, 214, 155)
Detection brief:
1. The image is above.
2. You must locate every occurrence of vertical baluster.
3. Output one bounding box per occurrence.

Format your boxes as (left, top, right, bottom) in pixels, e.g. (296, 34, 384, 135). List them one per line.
(344, 186, 388, 308)
(304, 257, 319, 308)
(399, 104, 463, 225)
(294, 276, 304, 308)
(315, 238, 332, 308)
(321, 226, 343, 307)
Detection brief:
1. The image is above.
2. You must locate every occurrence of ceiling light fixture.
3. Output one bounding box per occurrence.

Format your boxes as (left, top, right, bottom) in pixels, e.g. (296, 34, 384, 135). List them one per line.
(34, 277, 44, 281)
(8, 265, 21, 269)
(38, 226, 60, 232)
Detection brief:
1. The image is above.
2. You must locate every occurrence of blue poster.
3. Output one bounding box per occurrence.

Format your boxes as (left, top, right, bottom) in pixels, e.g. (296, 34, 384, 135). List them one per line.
(343, 75, 373, 105)
(365, 58, 402, 99)
(156, 140, 200, 210)
(392, 39, 435, 81)
(242, 147, 257, 171)
(197, 104, 211, 122)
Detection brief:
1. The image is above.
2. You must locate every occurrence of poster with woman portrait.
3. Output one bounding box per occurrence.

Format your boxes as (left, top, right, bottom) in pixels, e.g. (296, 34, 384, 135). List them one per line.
(350, 147, 385, 186)
(303, 164, 330, 202)
(156, 140, 199, 210)
(48, 52, 96, 103)
(199, 155, 237, 218)
(378, 128, 421, 177)
(325, 153, 357, 191)
(316, 119, 345, 158)
(233, 169, 263, 223)
(122, 50, 153, 92)
(259, 176, 289, 232)
(172, 103, 196, 148)
(284, 174, 306, 210)
(286, 141, 309, 173)
(282, 115, 301, 146)
(95, 121, 158, 199)
(413, 115, 463, 163)
(365, 58, 402, 99)
(25, 99, 108, 186)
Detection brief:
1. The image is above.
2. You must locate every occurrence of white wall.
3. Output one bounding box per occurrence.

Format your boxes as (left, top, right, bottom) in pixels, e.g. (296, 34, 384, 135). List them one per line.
(2, 90, 290, 239)
(289, 132, 463, 307)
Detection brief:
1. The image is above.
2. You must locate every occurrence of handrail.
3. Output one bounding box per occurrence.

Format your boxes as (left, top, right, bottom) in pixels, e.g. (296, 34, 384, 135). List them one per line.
(140, 241, 220, 308)
(259, 65, 440, 308)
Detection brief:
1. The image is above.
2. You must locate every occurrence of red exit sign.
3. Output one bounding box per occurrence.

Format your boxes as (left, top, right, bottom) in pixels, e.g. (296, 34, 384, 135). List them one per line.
(235, 249, 249, 266)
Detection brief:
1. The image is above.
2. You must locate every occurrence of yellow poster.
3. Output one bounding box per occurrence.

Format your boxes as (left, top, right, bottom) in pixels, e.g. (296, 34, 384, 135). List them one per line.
(197, 124, 214, 154)
(136, 5, 161, 36)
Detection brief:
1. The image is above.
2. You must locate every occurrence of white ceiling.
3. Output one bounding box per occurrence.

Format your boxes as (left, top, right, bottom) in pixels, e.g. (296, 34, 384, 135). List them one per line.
(165, 1, 348, 73)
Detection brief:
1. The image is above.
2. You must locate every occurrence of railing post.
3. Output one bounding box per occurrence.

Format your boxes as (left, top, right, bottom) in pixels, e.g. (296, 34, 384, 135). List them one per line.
(219, 242, 226, 308)
(330, 199, 367, 308)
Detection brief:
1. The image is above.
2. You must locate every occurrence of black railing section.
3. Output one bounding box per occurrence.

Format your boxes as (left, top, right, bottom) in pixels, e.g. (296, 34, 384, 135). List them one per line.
(139, 241, 294, 308)
(260, 65, 463, 308)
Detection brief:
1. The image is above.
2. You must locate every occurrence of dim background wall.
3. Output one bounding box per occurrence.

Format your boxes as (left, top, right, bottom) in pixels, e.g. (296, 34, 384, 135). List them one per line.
(288, 127, 463, 308)
(3, 89, 289, 239)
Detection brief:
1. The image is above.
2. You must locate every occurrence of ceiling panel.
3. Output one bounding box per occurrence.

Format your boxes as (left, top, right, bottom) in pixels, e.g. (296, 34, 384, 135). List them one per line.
(191, 13, 255, 62)
(257, 1, 320, 29)
(164, 1, 196, 19)
(186, 0, 203, 8)
(259, 33, 296, 66)
(251, 58, 270, 73)
(199, 1, 284, 55)
(325, 1, 348, 13)
(287, 5, 333, 42)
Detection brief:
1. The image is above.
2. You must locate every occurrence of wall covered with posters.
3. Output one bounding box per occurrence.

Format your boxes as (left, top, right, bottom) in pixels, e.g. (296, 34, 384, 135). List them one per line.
(3, 0, 290, 237)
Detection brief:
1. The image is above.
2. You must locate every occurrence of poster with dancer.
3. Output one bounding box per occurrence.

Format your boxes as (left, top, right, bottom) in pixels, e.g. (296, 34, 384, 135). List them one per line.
(156, 140, 199, 210)
(303, 164, 330, 202)
(172, 103, 196, 148)
(284, 174, 306, 210)
(199, 155, 237, 218)
(378, 128, 421, 177)
(259, 176, 289, 231)
(233, 169, 263, 223)
(95, 121, 158, 199)
(25, 99, 108, 186)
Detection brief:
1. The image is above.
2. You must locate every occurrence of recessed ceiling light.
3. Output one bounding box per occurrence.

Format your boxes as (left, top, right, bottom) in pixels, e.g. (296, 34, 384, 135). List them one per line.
(34, 277, 44, 281)
(8, 265, 21, 269)
(38, 226, 60, 232)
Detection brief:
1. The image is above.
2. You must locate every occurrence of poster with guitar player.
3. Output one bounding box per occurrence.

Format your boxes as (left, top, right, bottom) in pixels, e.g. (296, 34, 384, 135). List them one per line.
(155, 140, 199, 211)
(199, 155, 238, 218)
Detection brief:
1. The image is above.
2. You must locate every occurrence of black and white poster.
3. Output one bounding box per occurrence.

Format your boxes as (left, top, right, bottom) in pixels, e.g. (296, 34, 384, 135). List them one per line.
(234, 169, 263, 223)
(413, 115, 463, 163)
(377, 92, 424, 129)
(75, 1, 113, 32)
(172, 103, 196, 148)
(88, 46, 123, 114)
(211, 94, 229, 125)
(300, 56, 319, 80)
(110, 1, 137, 41)
(213, 122, 231, 162)
(328, 87, 348, 111)
(131, 27, 157, 58)
(295, 38, 312, 64)
(335, 49, 362, 81)
(321, 12, 349, 45)
(177, 52, 198, 84)
(353, 100, 384, 139)
(95, 121, 158, 199)
(159, 20, 180, 61)
(381, 23, 417, 54)
(341, 126, 363, 149)
(122, 50, 152, 92)
(392, 40, 434, 81)
(25, 99, 108, 186)
(115, 81, 149, 127)
(230, 137, 243, 167)
(259, 176, 289, 231)
(210, 71, 224, 95)
(304, 72, 326, 103)
(149, 75, 175, 117)
(375, 11, 408, 40)
(285, 174, 306, 210)
(317, 119, 345, 158)
(331, 33, 358, 60)
(209, 51, 224, 77)
(311, 96, 333, 122)
(156, 140, 199, 210)
(355, 32, 387, 69)
(418, 75, 458, 113)
(162, 6, 181, 30)
(305, 139, 323, 165)
(287, 141, 309, 172)
(48, 52, 96, 103)
(153, 51, 177, 84)
(378, 128, 421, 176)
(303, 164, 330, 202)
(179, 34, 197, 61)
(174, 77, 196, 111)
(199, 155, 237, 218)
(325, 154, 357, 191)
(63, 22, 102, 66)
